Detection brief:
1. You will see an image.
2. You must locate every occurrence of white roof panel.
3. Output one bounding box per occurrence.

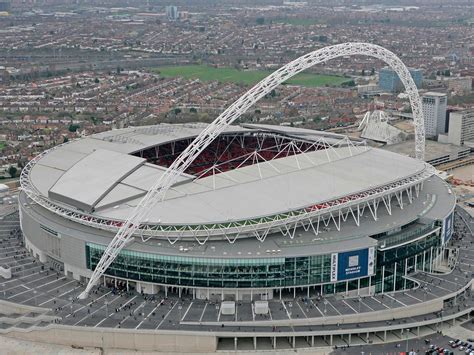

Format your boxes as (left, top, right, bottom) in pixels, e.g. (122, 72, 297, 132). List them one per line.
(48, 149, 145, 211)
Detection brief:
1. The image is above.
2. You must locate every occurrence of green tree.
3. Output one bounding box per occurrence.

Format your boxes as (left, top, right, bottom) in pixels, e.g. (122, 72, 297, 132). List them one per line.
(190, 107, 197, 113)
(68, 124, 80, 132)
(174, 108, 182, 115)
(256, 17, 265, 25)
(8, 166, 17, 178)
(94, 77, 100, 84)
(318, 35, 328, 43)
(342, 80, 356, 87)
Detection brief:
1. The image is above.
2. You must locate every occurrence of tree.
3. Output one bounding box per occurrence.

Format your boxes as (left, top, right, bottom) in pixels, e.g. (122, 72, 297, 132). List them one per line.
(256, 17, 265, 25)
(174, 108, 182, 115)
(68, 124, 80, 132)
(190, 107, 197, 113)
(361, 69, 366, 76)
(8, 166, 17, 178)
(342, 80, 356, 87)
(318, 35, 328, 43)
(254, 109, 261, 114)
(94, 77, 100, 84)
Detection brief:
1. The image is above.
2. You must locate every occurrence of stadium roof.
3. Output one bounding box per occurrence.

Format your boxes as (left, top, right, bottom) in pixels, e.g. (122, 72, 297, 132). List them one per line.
(29, 124, 429, 225)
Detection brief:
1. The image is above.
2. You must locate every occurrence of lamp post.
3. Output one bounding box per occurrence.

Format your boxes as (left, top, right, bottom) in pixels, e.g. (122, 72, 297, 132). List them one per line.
(68, 296, 73, 314)
(288, 302, 292, 319)
(178, 304, 182, 322)
(323, 299, 328, 314)
(105, 301, 109, 318)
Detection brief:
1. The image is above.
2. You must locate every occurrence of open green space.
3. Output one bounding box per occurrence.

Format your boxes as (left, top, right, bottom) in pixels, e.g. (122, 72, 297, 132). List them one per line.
(0, 142, 5, 151)
(152, 65, 350, 88)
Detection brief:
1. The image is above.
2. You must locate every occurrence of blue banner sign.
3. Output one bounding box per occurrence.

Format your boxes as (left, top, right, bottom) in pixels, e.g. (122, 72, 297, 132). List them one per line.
(330, 248, 374, 282)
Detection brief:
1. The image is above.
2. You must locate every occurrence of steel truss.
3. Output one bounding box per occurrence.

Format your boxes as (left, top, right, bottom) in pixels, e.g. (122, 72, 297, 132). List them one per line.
(62, 43, 425, 298)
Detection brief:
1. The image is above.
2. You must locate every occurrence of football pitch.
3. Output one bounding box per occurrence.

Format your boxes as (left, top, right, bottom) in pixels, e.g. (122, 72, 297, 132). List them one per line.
(152, 65, 350, 87)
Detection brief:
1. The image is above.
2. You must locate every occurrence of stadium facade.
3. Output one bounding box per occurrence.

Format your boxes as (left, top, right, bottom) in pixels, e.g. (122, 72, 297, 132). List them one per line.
(19, 123, 456, 301)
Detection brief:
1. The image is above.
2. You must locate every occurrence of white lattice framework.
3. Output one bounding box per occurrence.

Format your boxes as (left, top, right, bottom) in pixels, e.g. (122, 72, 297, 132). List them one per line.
(74, 42, 426, 298)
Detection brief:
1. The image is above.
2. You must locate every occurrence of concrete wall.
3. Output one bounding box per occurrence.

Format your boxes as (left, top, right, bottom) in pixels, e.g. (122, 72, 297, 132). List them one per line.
(4, 326, 217, 353)
(0, 300, 50, 315)
(194, 297, 444, 328)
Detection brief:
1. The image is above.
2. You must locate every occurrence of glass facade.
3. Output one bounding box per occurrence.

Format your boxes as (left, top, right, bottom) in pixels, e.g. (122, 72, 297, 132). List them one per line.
(374, 231, 440, 293)
(86, 243, 336, 288)
(85, 225, 440, 293)
(379, 67, 423, 93)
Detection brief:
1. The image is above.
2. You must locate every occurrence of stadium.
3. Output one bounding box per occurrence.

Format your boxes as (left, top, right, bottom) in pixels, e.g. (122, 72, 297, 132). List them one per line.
(19, 122, 455, 301)
(1, 43, 471, 352)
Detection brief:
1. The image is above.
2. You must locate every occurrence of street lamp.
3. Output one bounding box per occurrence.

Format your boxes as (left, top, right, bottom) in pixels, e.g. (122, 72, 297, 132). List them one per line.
(324, 299, 328, 314)
(105, 301, 109, 318)
(178, 304, 182, 322)
(288, 302, 293, 318)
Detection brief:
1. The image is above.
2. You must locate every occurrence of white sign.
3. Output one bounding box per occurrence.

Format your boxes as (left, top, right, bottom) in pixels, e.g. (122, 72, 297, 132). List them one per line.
(368, 247, 375, 275)
(330, 253, 338, 282)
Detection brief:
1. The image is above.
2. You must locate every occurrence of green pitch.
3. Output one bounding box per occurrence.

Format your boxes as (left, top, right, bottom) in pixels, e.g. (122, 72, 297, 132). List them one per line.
(152, 65, 350, 88)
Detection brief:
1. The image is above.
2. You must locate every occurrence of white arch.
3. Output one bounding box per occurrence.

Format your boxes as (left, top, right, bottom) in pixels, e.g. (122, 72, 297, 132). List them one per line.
(79, 42, 425, 299)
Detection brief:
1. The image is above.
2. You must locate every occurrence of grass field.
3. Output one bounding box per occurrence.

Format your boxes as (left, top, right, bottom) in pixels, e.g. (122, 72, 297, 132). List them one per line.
(153, 65, 350, 88)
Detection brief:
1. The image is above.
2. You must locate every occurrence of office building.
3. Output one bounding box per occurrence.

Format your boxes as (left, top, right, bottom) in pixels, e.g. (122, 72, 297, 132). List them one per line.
(448, 109, 474, 146)
(379, 67, 423, 93)
(166, 5, 178, 20)
(422, 92, 447, 138)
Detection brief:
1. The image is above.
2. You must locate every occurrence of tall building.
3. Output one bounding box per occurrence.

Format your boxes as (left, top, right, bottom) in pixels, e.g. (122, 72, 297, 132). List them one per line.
(165, 5, 178, 20)
(422, 92, 447, 138)
(378, 67, 423, 93)
(447, 109, 474, 146)
(0, 1, 10, 12)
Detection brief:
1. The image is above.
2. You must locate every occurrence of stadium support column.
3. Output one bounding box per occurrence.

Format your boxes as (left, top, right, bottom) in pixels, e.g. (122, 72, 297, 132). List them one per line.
(381, 265, 385, 294)
(404, 258, 408, 290)
(429, 247, 433, 273)
(393, 262, 397, 293)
